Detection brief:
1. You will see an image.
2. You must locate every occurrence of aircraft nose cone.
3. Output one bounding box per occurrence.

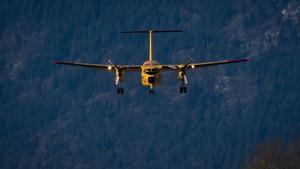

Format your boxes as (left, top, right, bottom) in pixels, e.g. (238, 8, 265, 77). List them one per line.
(148, 77, 156, 83)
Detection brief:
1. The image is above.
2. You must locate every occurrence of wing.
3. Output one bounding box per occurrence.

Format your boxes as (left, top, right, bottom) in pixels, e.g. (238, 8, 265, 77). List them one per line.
(188, 58, 249, 68)
(54, 61, 141, 71)
(161, 58, 249, 71)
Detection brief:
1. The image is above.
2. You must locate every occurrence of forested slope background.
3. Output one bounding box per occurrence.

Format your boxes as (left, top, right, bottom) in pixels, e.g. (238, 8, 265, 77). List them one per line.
(0, 0, 299, 169)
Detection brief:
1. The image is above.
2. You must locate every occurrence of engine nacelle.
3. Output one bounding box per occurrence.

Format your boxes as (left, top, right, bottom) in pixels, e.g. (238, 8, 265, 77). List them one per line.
(178, 70, 188, 84)
(115, 68, 124, 85)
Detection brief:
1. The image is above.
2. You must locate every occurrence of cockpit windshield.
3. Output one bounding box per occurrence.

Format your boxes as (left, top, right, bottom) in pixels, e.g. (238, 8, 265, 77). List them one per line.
(144, 68, 158, 75)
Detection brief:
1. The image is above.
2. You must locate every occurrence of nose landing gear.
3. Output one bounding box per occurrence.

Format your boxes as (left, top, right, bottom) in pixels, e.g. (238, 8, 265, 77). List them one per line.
(149, 84, 154, 95)
(149, 89, 154, 94)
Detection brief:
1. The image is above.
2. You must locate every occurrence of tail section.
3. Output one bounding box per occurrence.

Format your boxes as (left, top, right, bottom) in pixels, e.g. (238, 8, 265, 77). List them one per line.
(120, 30, 182, 62)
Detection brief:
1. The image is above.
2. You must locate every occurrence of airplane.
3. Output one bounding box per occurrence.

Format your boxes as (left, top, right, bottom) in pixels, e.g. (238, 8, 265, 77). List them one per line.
(54, 30, 249, 94)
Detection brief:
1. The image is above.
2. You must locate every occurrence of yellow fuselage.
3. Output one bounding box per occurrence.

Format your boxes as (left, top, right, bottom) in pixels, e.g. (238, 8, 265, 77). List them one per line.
(141, 60, 161, 87)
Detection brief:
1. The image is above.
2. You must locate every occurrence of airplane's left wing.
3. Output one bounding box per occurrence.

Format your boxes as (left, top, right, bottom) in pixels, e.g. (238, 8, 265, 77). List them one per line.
(54, 61, 141, 71)
(161, 58, 249, 71)
(187, 58, 249, 68)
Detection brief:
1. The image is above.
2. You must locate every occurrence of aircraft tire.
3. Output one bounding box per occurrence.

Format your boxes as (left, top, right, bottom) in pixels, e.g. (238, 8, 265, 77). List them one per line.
(179, 87, 187, 94)
(149, 89, 154, 94)
(117, 88, 124, 94)
(183, 87, 187, 93)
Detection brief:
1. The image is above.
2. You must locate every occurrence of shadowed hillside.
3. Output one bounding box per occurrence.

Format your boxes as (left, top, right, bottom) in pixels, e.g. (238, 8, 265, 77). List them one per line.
(0, 0, 299, 169)
(243, 137, 300, 169)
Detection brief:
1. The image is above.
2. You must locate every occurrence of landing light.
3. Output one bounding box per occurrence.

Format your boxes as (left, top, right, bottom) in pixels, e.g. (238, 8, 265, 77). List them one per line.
(108, 66, 112, 70)
(191, 65, 195, 69)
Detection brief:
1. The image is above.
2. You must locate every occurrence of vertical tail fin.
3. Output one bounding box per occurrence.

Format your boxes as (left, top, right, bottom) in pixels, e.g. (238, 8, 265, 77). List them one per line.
(149, 30, 153, 61)
(120, 30, 182, 61)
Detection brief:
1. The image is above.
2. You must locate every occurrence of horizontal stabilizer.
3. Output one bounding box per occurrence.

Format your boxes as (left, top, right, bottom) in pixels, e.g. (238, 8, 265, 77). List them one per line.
(120, 30, 182, 34)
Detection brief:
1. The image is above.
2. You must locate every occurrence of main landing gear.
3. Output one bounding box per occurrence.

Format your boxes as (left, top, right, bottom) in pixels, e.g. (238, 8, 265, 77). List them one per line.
(178, 71, 188, 94)
(115, 71, 124, 95)
(117, 87, 124, 94)
(179, 86, 187, 93)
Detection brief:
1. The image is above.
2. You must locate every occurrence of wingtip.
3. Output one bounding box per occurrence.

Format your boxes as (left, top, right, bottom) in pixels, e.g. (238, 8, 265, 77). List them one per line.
(53, 61, 66, 64)
(246, 57, 255, 61)
(240, 58, 248, 61)
(236, 58, 250, 62)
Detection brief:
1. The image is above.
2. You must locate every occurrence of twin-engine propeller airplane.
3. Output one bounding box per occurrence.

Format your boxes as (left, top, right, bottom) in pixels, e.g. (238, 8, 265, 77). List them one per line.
(54, 30, 249, 94)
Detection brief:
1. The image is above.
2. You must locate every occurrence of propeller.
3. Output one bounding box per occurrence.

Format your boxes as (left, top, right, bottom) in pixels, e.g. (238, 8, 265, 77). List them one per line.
(178, 58, 193, 71)
(108, 60, 123, 85)
(177, 58, 193, 85)
(182, 58, 193, 69)
(167, 58, 193, 70)
(108, 59, 118, 69)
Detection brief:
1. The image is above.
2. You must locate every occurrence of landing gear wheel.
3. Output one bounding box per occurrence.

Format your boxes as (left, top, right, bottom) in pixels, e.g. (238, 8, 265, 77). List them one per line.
(117, 87, 124, 95)
(179, 86, 187, 94)
(149, 89, 154, 95)
(183, 87, 187, 93)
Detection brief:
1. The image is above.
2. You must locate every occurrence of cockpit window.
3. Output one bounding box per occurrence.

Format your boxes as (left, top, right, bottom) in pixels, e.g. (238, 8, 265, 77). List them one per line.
(144, 68, 158, 75)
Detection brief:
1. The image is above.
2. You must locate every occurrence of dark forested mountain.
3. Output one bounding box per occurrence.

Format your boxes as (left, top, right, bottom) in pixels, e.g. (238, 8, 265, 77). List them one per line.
(0, 0, 299, 169)
(243, 138, 300, 169)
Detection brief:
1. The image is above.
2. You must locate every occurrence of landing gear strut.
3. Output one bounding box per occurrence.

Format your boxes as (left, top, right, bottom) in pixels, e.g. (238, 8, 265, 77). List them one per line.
(117, 87, 124, 94)
(149, 85, 154, 95)
(178, 71, 188, 94)
(115, 69, 124, 95)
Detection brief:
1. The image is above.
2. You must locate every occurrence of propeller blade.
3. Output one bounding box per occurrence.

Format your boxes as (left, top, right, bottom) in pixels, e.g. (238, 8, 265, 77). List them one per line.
(108, 59, 119, 69)
(183, 58, 193, 69)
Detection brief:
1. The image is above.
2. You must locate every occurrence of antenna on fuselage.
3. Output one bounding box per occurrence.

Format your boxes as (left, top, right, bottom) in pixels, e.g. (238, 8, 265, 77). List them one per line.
(120, 30, 182, 62)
